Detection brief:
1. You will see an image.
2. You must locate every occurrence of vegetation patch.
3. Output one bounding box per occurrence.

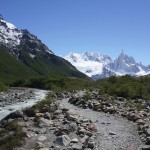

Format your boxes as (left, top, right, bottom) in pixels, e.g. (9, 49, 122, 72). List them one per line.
(0, 120, 26, 150)
(8, 74, 150, 101)
(0, 81, 7, 91)
(83, 92, 92, 100)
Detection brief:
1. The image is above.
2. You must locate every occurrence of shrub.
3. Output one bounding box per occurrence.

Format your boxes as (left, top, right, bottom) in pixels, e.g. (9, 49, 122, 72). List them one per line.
(83, 92, 92, 100)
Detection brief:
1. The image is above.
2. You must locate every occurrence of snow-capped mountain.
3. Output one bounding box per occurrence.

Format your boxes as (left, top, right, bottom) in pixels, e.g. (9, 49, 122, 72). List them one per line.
(65, 52, 113, 78)
(65, 51, 150, 79)
(0, 14, 53, 57)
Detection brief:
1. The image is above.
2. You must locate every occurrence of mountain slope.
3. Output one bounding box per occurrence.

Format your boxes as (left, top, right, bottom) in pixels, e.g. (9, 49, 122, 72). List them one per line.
(0, 15, 87, 80)
(0, 47, 38, 82)
(65, 51, 150, 79)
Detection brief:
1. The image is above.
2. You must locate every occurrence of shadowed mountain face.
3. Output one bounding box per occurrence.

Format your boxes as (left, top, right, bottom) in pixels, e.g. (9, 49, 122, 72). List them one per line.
(0, 15, 87, 81)
(65, 51, 150, 80)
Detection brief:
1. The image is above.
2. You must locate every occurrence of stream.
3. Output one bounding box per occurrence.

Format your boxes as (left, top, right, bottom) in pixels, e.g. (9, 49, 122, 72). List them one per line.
(0, 88, 48, 120)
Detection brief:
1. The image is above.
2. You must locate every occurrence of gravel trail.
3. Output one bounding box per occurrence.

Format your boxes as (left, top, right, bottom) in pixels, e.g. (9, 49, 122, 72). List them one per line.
(60, 98, 143, 150)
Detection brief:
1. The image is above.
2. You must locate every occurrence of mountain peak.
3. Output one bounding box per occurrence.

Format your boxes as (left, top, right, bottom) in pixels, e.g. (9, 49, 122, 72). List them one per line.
(118, 49, 125, 58)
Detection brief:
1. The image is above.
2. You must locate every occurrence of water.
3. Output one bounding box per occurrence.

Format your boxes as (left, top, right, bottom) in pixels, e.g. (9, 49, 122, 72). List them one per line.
(0, 89, 47, 120)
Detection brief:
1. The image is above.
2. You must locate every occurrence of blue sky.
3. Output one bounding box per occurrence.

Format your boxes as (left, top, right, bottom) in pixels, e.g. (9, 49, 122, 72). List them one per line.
(0, 0, 150, 65)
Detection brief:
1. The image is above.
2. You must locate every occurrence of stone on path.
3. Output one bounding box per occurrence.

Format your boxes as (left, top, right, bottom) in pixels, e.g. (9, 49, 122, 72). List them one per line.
(55, 135, 71, 146)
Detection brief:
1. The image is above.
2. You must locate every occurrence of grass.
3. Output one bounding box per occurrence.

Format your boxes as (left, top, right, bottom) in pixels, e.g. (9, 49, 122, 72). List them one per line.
(0, 120, 26, 150)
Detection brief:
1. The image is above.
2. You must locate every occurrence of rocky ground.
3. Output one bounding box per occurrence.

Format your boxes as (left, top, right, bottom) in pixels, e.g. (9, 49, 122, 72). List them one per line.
(61, 98, 142, 150)
(0, 92, 98, 150)
(0, 88, 150, 150)
(66, 90, 150, 149)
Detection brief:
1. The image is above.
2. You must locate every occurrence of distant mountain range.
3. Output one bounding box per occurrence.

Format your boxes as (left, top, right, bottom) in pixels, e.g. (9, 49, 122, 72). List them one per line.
(65, 51, 150, 79)
(0, 14, 87, 81)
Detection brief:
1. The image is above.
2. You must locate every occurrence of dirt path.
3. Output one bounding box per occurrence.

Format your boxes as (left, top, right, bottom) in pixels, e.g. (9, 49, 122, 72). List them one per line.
(60, 98, 143, 150)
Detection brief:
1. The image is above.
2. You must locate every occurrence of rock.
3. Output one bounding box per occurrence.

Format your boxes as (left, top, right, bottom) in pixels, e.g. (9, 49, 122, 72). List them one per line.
(88, 137, 95, 149)
(54, 128, 70, 136)
(88, 103, 93, 109)
(77, 127, 86, 135)
(49, 102, 59, 112)
(106, 106, 116, 114)
(81, 135, 89, 145)
(75, 100, 86, 106)
(71, 138, 79, 143)
(136, 119, 145, 125)
(61, 108, 69, 112)
(39, 118, 54, 126)
(86, 131, 93, 137)
(55, 135, 71, 146)
(39, 148, 49, 150)
(66, 111, 79, 121)
(2, 110, 24, 121)
(142, 145, 150, 150)
(146, 137, 150, 144)
(127, 113, 141, 122)
(146, 128, 150, 136)
(80, 118, 89, 123)
(69, 97, 80, 105)
(86, 123, 97, 132)
(36, 142, 46, 148)
(35, 113, 43, 117)
(71, 143, 83, 150)
(69, 122, 77, 132)
(60, 93, 65, 99)
(37, 135, 47, 142)
(109, 131, 117, 135)
(44, 112, 51, 119)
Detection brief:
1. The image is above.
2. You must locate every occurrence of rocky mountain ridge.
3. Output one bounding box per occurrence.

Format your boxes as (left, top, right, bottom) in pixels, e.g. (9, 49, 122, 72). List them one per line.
(65, 51, 150, 79)
(0, 14, 53, 57)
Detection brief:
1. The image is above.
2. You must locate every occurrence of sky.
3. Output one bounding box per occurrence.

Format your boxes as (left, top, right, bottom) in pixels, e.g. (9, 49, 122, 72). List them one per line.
(0, 0, 150, 65)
